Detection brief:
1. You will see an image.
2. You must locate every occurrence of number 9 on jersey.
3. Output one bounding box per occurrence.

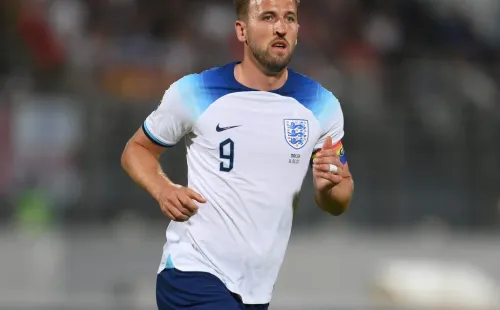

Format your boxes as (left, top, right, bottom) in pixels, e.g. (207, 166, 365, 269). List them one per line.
(219, 138, 234, 172)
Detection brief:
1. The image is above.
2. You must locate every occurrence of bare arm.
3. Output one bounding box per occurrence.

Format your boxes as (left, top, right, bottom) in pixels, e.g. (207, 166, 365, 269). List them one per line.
(121, 127, 205, 221)
(121, 128, 173, 201)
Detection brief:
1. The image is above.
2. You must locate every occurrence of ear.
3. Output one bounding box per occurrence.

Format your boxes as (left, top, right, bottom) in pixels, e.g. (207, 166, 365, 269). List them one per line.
(235, 20, 246, 43)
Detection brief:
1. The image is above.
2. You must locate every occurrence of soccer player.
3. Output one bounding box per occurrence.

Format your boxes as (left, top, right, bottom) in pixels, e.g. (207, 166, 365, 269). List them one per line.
(121, 0, 354, 309)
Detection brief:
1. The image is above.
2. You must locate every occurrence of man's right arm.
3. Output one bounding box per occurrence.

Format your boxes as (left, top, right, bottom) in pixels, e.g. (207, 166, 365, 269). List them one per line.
(121, 79, 206, 221)
(121, 127, 206, 221)
(121, 127, 173, 203)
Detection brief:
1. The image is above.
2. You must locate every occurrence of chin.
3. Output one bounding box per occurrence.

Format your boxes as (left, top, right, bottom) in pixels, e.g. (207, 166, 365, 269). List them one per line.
(269, 59, 292, 70)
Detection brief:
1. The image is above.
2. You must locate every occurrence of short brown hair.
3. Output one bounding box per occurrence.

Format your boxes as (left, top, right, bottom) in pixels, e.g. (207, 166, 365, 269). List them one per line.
(234, 0, 300, 20)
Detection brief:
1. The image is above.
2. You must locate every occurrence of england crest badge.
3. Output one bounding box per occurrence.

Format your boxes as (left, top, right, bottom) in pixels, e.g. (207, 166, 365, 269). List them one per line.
(284, 119, 309, 149)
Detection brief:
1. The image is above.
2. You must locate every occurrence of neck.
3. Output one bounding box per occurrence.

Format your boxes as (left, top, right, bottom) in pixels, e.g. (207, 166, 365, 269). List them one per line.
(234, 56, 288, 92)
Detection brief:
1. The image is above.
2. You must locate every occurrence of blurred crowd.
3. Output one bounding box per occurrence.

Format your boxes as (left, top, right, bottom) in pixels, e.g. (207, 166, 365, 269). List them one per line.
(0, 0, 499, 229)
(2, 0, 500, 94)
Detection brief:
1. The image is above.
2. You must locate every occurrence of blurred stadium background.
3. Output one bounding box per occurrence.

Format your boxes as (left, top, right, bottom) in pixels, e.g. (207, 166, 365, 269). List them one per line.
(0, 0, 499, 309)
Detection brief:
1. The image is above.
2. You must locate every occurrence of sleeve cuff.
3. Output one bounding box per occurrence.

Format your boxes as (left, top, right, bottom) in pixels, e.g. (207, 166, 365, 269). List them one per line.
(142, 122, 175, 148)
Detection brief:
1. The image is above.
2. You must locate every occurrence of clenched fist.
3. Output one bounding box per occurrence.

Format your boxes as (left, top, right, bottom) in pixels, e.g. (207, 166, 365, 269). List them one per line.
(312, 136, 344, 193)
(157, 184, 207, 222)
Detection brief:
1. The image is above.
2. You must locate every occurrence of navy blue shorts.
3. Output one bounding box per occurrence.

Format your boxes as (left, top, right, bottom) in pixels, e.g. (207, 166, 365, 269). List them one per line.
(156, 268, 270, 310)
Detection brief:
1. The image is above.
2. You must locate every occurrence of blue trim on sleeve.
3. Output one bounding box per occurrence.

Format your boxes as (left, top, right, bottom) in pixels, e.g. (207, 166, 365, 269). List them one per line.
(142, 122, 174, 148)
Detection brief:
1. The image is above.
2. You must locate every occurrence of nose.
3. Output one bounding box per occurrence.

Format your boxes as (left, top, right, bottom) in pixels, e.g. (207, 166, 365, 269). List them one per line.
(273, 19, 287, 37)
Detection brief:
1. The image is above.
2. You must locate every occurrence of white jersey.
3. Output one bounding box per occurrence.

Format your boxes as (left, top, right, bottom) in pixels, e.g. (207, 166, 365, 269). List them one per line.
(143, 62, 346, 304)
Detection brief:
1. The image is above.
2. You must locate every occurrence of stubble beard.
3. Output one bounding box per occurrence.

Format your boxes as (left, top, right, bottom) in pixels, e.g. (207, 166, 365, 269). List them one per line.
(247, 36, 294, 74)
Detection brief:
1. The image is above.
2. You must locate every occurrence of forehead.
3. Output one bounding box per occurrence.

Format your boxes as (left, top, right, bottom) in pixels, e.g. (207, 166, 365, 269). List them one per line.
(248, 0, 297, 14)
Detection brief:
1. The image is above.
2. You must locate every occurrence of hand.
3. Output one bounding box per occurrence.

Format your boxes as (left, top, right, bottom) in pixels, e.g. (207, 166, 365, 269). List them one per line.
(157, 184, 207, 222)
(312, 136, 343, 193)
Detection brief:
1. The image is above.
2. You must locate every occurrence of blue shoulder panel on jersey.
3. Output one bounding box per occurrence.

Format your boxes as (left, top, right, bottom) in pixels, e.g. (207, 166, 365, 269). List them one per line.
(175, 63, 250, 119)
(274, 70, 341, 128)
(175, 62, 340, 126)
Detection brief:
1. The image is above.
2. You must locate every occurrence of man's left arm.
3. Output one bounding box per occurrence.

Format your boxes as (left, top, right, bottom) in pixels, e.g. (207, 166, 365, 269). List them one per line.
(310, 90, 354, 216)
(311, 137, 354, 215)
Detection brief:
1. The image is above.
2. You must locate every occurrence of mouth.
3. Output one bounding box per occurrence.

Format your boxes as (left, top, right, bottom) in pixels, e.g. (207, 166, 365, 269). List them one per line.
(271, 40, 288, 51)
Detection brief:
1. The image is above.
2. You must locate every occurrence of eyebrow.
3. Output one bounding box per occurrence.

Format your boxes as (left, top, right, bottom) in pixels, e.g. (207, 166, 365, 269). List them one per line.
(260, 10, 297, 17)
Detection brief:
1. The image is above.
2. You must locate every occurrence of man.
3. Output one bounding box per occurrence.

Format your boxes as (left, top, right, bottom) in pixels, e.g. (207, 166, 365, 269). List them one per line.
(121, 0, 354, 309)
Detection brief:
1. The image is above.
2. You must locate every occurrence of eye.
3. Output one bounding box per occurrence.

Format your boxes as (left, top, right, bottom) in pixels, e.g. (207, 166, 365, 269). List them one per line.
(286, 16, 296, 23)
(263, 15, 273, 21)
